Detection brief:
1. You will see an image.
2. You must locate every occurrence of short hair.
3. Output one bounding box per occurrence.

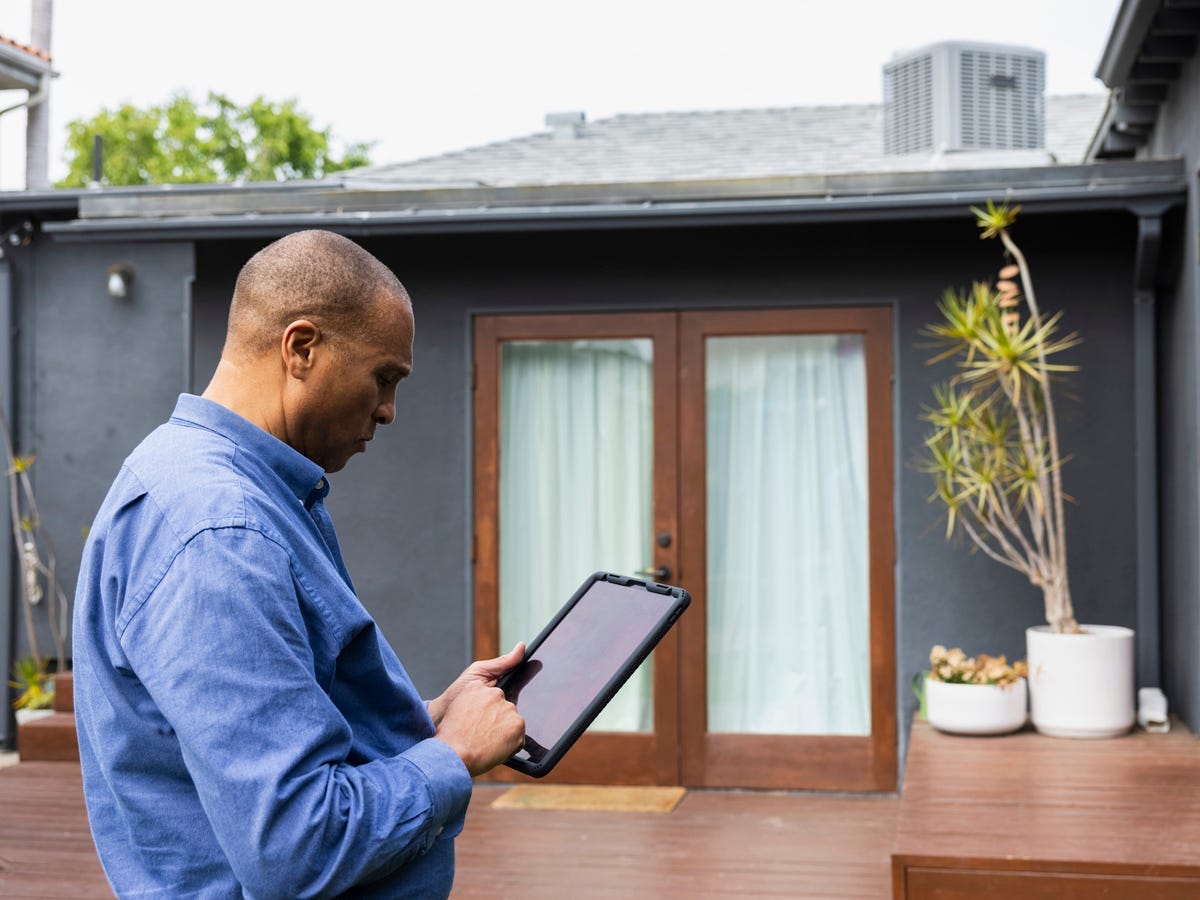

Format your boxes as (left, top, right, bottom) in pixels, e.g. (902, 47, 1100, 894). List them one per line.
(224, 230, 409, 359)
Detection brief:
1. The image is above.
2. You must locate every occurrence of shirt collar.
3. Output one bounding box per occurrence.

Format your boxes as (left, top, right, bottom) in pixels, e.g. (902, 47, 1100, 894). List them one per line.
(169, 394, 327, 506)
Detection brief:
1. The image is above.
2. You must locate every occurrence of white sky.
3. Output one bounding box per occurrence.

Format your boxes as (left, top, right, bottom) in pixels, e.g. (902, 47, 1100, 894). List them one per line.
(0, 0, 1124, 191)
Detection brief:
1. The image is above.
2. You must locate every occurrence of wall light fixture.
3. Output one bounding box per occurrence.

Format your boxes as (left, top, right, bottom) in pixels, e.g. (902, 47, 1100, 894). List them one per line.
(106, 264, 134, 299)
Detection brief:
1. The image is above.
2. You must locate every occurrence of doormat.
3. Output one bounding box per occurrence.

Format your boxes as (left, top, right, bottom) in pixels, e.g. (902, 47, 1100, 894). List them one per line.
(490, 784, 686, 813)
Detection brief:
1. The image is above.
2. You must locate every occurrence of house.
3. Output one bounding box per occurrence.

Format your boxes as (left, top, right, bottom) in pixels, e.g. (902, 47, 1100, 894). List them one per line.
(2, 4, 1197, 796)
(0, 33, 52, 95)
(0, 29, 55, 189)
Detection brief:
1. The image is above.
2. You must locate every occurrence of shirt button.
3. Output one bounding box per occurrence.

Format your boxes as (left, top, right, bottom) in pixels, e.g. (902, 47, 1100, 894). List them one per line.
(315, 479, 326, 491)
(436, 827, 444, 836)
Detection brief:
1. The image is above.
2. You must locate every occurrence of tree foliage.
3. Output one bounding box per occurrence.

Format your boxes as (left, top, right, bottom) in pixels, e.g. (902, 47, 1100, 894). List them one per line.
(57, 91, 373, 187)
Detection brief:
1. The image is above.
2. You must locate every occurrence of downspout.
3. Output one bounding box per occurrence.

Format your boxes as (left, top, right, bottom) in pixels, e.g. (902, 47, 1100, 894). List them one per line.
(1132, 204, 1168, 689)
(0, 73, 50, 121)
(182, 274, 195, 393)
(0, 254, 13, 746)
(0, 74, 50, 188)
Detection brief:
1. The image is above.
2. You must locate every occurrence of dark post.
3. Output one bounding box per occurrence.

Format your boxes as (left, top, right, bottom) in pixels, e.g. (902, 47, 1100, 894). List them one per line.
(0, 257, 13, 747)
(92, 135, 102, 185)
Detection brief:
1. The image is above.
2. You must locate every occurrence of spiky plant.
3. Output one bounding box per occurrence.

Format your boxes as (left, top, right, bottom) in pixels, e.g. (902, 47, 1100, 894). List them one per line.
(920, 203, 1081, 633)
(0, 409, 70, 675)
(9, 655, 53, 710)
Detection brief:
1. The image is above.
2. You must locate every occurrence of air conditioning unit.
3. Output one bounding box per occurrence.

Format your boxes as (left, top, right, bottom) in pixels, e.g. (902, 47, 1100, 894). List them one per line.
(883, 41, 1045, 155)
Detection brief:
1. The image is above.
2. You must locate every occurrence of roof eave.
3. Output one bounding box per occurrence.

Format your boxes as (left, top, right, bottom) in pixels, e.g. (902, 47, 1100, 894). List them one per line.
(1095, 0, 1164, 86)
(0, 39, 55, 92)
(39, 160, 1188, 243)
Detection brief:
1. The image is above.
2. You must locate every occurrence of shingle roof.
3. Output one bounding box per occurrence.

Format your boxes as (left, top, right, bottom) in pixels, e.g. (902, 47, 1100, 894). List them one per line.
(0, 33, 50, 63)
(346, 94, 1108, 189)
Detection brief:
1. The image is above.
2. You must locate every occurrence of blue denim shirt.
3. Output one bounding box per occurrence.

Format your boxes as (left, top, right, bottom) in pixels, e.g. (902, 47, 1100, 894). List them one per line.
(73, 394, 472, 899)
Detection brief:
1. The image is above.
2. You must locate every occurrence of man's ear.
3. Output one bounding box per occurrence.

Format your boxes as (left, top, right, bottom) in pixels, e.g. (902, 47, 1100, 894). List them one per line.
(282, 319, 322, 379)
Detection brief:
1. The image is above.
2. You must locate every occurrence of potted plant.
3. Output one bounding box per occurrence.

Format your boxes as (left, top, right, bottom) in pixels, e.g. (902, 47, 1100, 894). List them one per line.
(0, 408, 72, 725)
(918, 645, 1027, 735)
(919, 202, 1134, 739)
(9, 655, 54, 725)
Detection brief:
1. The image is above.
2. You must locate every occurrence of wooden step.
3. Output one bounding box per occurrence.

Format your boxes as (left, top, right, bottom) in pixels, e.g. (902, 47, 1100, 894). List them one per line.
(53, 671, 73, 713)
(892, 717, 1200, 897)
(17, 712, 79, 762)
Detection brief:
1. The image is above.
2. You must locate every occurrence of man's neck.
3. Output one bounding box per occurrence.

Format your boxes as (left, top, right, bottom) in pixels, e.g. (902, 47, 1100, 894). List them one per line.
(202, 358, 285, 442)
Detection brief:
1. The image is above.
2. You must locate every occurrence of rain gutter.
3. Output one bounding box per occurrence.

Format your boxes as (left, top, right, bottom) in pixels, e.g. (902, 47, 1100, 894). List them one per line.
(41, 175, 1187, 243)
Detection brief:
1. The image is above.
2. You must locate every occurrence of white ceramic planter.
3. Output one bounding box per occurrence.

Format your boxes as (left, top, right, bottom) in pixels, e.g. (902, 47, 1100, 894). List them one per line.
(925, 676, 1028, 736)
(1026, 624, 1135, 739)
(14, 708, 53, 726)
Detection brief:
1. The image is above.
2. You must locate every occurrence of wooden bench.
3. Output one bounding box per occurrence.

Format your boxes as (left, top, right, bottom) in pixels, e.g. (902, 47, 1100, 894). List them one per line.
(892, 717, 1200, 898)
(18, 671, 79, 762)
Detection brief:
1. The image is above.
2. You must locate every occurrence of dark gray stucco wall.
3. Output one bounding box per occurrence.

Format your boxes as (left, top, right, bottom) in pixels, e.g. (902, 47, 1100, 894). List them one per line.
(7, 239, 195, 671)
(1144, 46, 1200, 730)
(193, 213, 1141, 761)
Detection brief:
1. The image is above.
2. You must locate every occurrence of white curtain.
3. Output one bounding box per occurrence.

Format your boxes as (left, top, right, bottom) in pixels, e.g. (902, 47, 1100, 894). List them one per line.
(499, 339, 654, 732)
(705, 334, 870, 735)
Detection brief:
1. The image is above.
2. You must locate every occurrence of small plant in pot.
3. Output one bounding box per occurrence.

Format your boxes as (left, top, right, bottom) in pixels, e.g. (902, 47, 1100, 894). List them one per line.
(919, 645, 1028, 735)
(919, 202, 1135, 739)
(9, 655, 54, 725)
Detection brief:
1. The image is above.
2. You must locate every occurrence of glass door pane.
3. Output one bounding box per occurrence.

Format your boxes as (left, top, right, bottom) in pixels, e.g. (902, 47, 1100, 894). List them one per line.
(499, 338, 654, 732)
(705, 334, 870, 735)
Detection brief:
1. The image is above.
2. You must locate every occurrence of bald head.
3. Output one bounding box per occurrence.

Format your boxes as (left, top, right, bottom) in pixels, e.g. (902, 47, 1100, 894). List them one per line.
(224, 230, 410, 360)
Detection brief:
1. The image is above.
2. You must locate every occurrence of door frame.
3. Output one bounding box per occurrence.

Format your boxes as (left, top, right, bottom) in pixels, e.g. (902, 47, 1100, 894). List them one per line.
(678, 307, 896, 791)
(472, 306, 897, 791)
(472, 312, 681, 784)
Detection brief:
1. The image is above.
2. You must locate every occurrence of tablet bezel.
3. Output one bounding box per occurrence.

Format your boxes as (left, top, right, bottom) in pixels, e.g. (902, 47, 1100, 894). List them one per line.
(498, 571, 690, 778)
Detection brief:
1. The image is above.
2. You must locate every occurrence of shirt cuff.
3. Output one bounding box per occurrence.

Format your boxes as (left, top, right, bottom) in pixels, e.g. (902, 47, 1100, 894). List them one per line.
(401, 737, 473, 845)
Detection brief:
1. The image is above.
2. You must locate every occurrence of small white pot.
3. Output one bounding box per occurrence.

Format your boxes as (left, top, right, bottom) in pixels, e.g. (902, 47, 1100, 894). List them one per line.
(1026, 624, 1135, 739)
(14, 708, 54, 726)
(925, 676, 1028, 736)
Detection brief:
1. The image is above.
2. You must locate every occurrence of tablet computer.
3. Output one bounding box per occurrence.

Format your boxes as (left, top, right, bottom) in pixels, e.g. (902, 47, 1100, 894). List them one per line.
(498, 571, 690, 778)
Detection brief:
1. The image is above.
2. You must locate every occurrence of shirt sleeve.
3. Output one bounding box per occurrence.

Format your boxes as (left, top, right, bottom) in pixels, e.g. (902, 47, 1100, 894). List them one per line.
(116, 524, 472, 897)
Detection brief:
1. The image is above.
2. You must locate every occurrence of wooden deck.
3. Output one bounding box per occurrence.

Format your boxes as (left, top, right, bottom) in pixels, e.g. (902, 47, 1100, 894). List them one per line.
(457, 785, 898, 897)
(0, 762, 899, 898)
(6, 719, 1199, 898)
(0, 762, 109, 899)
(892, 718, 1200, 898)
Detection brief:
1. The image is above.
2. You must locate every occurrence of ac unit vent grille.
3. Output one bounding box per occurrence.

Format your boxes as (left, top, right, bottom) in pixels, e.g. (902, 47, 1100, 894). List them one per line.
(958, 50, 1044, 149)
(883, 54, 933, 154)
(883, 42, 1045, 155)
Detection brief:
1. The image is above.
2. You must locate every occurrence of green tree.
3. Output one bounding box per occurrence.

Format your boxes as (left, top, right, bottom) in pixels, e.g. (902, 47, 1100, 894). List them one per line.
(57, 91, 373, 187)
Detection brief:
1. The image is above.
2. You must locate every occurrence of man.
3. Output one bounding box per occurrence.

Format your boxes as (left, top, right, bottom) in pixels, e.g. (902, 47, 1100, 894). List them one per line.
(73, 230, 525, 898)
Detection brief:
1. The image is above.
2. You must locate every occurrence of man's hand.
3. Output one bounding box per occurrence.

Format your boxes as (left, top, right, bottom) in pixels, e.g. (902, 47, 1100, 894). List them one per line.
(429, 645, 526, 777)
(434, 681, 525, 776)
(427, 643, 524, 727)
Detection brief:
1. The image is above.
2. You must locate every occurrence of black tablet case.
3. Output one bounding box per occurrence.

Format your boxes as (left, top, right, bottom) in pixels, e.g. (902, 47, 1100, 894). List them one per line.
(499, 571, 690, 778)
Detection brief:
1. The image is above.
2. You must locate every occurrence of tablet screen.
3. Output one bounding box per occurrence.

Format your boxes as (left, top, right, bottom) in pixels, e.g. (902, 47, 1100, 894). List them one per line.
(503, 578, 678, 765)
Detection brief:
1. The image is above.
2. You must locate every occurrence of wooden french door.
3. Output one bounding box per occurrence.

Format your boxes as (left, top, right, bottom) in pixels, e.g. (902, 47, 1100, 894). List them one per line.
(473, 308, 895, 791)
(473, 313, 681, 785)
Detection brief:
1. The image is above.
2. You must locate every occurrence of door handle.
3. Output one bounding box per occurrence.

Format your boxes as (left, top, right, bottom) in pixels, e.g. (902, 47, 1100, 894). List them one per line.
(636, 565, 671, 582)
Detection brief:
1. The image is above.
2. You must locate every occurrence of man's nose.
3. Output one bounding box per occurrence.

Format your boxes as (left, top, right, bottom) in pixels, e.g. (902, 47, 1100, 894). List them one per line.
(375, 400, 396, 426)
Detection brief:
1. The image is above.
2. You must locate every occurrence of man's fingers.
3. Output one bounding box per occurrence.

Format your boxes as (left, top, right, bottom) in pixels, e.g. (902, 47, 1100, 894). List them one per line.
(435, 680, 526, 776)
(464, 642, 526, 684)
